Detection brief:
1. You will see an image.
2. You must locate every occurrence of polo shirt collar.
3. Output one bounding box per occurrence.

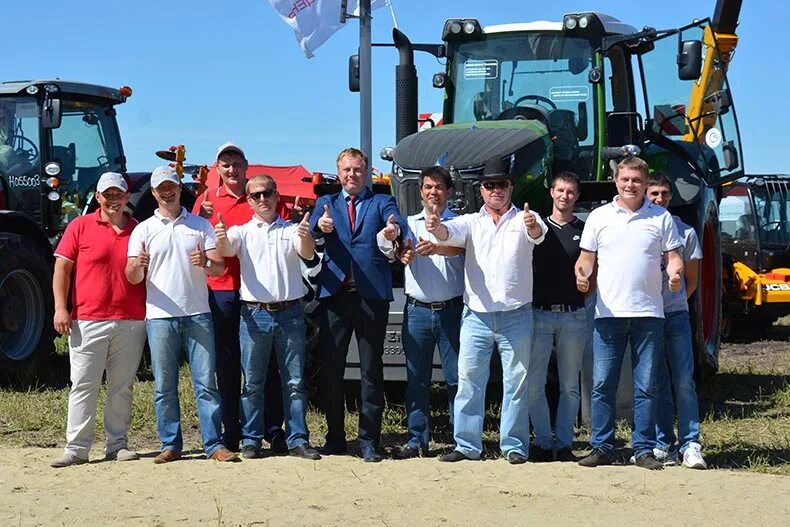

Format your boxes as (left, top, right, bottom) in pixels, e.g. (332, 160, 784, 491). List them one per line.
(611, 195, 651, 215)
(217, 184, 246, 201)
(154, 206, 188, 223)
(253, 214, 284, 228)
(92, 208, 134, 231)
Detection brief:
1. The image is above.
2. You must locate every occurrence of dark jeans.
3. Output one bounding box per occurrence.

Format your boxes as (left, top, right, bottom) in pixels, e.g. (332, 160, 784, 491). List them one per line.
(319, 291, 389, 452)
(208, 290, 284, 448)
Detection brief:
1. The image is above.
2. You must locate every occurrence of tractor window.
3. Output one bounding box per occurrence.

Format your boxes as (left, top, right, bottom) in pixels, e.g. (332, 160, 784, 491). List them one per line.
(0, 97, 43, 221)
(51, 101, 124, 226)
(719, 186, 755, 243)
(751, 180, 790, 247)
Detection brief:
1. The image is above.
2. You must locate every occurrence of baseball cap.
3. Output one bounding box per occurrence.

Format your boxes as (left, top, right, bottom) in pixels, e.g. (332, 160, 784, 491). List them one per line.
(216, 142, 246, 160)
(96, 172, 128, 193)
(150, 165, 180, 189)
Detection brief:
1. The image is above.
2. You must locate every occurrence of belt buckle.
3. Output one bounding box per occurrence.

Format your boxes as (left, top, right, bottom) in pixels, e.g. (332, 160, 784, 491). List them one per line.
(430, 301, 445, 311)
(550, 304, 563, 313)
(266, 302, 283, 312)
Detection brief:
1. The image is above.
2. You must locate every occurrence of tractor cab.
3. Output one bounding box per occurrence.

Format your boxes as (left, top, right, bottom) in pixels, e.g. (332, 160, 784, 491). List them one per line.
(0, 80, 129, 238)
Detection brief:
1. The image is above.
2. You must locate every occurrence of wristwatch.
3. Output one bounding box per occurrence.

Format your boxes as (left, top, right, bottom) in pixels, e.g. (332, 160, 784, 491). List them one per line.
(203, 259, 212, 269)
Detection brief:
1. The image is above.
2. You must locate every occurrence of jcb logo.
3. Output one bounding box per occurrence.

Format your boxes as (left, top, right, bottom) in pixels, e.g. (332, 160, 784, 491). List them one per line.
(764, 283, 790, 291)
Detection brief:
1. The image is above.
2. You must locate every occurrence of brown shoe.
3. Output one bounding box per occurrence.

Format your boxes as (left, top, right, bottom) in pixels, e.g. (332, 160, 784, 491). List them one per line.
(153, 449, 181, 464)
(209, 447, 240, 462)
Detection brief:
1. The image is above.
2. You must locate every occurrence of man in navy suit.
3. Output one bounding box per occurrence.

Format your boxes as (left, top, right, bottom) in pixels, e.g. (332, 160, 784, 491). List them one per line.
(310, 147, 406, 462)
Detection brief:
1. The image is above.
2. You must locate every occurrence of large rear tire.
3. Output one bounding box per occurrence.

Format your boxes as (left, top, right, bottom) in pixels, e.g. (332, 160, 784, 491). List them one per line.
(0, 233, 54, 382)
(689, 204, 721, 382)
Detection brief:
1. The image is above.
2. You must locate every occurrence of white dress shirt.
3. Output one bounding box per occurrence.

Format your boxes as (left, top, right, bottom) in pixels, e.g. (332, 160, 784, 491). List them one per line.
(440, 204, 547, 313)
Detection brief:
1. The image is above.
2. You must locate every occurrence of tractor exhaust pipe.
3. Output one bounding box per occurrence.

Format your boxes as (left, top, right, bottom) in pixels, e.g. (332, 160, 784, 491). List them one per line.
(393, 28, 418, 144)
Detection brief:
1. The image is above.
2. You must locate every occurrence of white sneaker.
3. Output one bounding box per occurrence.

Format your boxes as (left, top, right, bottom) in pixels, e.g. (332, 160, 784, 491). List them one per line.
(107, 448, 139, 462)
(50, 452, 88, 468)
(682, 442, 707, 469)
(653, 447, 678, 466)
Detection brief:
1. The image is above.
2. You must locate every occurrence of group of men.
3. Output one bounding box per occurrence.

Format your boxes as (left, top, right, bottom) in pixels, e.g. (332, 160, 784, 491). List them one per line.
(50, 142, 707, 470)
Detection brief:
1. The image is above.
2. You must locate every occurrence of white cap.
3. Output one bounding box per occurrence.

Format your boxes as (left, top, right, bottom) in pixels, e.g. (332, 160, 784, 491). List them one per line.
(96, 171, 128, 193)
(150, 165, 180, 189)
(216, 142, 246, 160)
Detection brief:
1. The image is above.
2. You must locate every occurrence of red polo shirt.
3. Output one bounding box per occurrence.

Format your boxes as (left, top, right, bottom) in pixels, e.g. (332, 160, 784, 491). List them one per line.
(54, 209, 146, 320)
(192, 186, 291, 291)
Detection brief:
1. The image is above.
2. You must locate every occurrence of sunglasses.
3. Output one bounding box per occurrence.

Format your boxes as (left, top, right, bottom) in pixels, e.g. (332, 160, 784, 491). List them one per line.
(481, 180, 511, 190)
(249, 189, 276, 201)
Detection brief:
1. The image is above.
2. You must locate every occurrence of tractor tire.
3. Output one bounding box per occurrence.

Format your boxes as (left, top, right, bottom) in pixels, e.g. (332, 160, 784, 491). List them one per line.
(689, 204, 721, 382)
(0, 233, 54, 382)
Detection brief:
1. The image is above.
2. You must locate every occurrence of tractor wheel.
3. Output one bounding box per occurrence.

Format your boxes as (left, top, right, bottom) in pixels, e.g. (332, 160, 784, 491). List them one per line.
(689, 205, 721, 382)
(0, 233, 54, 382)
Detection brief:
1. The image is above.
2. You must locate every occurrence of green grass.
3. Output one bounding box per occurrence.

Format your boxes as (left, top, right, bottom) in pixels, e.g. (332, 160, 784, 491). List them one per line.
(1, 339, 788, 474)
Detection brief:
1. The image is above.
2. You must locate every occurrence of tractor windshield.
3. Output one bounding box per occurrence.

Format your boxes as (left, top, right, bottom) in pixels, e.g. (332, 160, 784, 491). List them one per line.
(0, 97, 43, 222)
(750, 179, 790, 247)
(449, 32, 596, 175)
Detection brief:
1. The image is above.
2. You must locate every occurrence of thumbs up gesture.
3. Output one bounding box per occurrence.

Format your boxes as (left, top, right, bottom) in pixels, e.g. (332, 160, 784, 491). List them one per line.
(214, 212, 227, 241)
(318, 204, 334, 233)
(199, 189, 214, 218)
(668, 270, 682, 292)
(297, 211, 312, 239)
(424, 210, 441, 234)
(575, 261, 591, 293)
(134, 241, 150, 271)
(382, 214, 399, 241)
(398, 237, 415, 265)
(523, 202, 536, 229)
(415, 236, 436, 256)
(189, 241, 205, 268)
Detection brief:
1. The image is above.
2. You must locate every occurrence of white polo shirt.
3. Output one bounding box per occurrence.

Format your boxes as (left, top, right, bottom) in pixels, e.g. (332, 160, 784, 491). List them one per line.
(580, 196, 682, 319)
(226, 216, 304, 303)
(663, 216, 702, 313)
(441, 204, 547, 313)
(128, 207, 216, 319)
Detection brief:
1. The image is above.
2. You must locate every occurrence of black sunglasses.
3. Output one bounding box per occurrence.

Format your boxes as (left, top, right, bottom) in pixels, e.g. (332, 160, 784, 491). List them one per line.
(249, 189, 276, 200)
(481, 180, 511, 190)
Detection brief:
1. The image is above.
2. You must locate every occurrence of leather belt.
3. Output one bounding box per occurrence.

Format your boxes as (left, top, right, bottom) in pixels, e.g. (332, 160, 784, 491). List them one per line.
(406, 296, 462, 311)
(535, 304, 583, 313)
(342, 283, 357, 293)
(243, 299, 300, 312)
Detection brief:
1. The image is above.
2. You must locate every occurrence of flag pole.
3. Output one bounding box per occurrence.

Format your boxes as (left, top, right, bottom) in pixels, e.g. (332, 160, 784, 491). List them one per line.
(359, 0, 373, 186)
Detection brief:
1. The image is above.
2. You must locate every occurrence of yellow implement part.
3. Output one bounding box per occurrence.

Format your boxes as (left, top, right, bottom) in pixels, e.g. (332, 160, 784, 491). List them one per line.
(732, 262, 790, 305)
(682, 26, 739, 143)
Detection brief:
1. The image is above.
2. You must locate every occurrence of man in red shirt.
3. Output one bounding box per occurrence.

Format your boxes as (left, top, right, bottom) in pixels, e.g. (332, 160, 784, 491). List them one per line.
(50, 172, 147, 467)
(191, 142, 286, 453)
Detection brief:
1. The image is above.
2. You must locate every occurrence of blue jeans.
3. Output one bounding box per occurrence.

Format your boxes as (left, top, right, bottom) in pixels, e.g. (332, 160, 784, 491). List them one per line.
(147, 314, 224, 457)
(528, 308, 587, 449)
(655, 310, 701, 453)
(590, 317, 663, 457)
(402, 299, 461, 451)
(454, 304, 532, 459)
(238, 302, 309, 450)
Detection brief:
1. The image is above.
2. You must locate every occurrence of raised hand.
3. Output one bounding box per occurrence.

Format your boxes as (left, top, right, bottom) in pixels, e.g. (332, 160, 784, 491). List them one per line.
(382, 214, 399, 241)
(575, 261, 590, 293)
(189, 241, 205, 268)
(134, 241, 150, 271)
(398, 238, 415, 265)
(668, 270, 682, 292)
(199, 189, 214, 218)
(424, 210, 441, 234)
(523, 202, 536, 230)
(318, 204, 334, 234)
(415, 236, 436, 256)
(297, 211, 312, 239)
(214, 213, 227, 241)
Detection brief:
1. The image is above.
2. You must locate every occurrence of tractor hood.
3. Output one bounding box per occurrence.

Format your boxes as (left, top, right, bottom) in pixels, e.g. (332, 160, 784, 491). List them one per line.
(392, 120, 551, 172)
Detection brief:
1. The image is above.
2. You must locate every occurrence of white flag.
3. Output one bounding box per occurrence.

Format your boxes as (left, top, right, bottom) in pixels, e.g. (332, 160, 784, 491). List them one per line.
(267, 0, 388, 58)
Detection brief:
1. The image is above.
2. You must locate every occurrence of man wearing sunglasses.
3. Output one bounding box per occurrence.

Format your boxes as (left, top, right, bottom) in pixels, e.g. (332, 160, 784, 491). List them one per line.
(191, 143, 287, 455)
(214, 174, 320, 460)
(50, 172, 147, 467)
(309, 147, 407, 462)
(427, 157, 548, 464)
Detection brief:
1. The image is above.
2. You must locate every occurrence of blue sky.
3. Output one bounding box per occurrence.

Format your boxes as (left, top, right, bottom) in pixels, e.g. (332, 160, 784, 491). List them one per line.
(3, 1, 785, 175)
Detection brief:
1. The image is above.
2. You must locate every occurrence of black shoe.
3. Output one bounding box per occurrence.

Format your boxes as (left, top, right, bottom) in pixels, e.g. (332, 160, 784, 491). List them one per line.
(240, 445, 262, 459)
(438, 450, 472, 463)
(635, 453, 664, 470)
(528, 446, 554, 463)
(395, 446, 423, 460)
(361, 448, 383, 463)
(318, 442, 348, 456)
(506, 451, 528, 465)
(290, 444, 322, 460)
(578, 449, 612, 467)
(556, 447, 578, 462)
(268, 435, 289, 455)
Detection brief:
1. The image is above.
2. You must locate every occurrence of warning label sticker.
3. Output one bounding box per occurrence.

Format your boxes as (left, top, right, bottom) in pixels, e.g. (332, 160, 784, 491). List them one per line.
(549, 86, 590, 102)
(464, 60, 499, 80)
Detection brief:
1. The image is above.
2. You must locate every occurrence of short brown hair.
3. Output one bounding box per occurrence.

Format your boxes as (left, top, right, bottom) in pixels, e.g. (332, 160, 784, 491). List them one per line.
(646, 172, 672, 191)
(616, 156, 649, 178)
(336, 147, 368, 170)
(246, 174, 276, 193)
(550, 170, 580, 191)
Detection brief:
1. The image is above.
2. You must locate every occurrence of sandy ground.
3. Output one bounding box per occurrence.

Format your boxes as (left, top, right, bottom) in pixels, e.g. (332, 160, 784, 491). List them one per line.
(1, 447, 788, 526)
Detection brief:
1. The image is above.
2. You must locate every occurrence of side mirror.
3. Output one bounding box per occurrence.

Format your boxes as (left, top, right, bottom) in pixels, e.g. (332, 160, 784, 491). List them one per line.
(380, 147, 394, 161)
(42, 98, 62, 129)
(348, 54, 360, 93)
(677, 40, 702, 81)
(723, 140, 739, 171)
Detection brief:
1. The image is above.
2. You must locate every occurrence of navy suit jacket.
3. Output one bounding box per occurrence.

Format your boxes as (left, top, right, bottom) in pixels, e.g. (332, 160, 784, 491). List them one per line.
(309, 188, 406, 301)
